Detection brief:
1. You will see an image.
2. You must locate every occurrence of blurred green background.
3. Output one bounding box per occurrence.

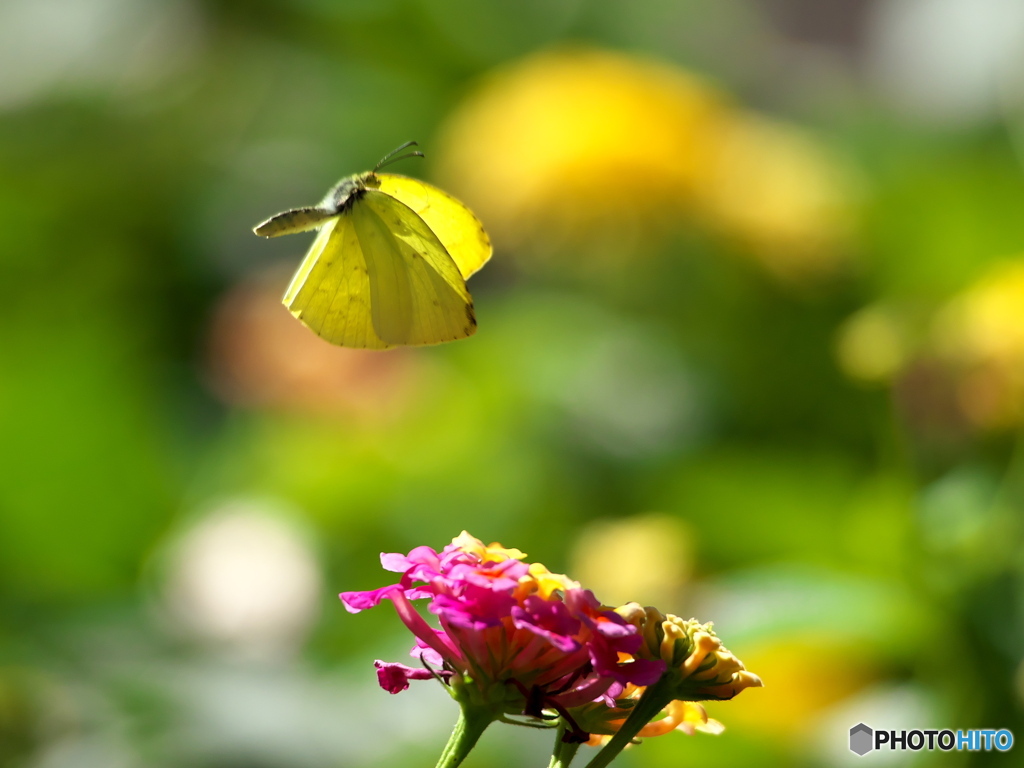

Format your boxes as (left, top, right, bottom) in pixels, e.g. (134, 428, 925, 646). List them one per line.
(3, 0, 1024, 766)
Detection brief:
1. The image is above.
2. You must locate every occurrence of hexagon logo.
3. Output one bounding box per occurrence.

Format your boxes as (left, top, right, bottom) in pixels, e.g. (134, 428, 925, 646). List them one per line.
(850, 723, 873, 756)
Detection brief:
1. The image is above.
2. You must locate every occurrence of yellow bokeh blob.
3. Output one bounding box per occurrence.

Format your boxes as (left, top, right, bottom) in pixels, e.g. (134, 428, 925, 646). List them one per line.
(699, 115, 856, 281)
(932, 259, 1024, 428)
(570, 513, 692, 609)
(435, 47, 855, 281)
(835, 303, 912, 384)
(435, 47, 731, 254)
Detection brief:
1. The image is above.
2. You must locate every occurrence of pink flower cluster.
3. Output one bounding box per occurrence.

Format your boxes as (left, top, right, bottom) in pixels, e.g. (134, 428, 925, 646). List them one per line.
(341, 532, 664, 734)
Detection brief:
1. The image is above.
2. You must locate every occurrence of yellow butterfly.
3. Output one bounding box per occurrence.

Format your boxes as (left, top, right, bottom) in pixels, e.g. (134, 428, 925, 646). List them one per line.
(253, 142, 492, 349)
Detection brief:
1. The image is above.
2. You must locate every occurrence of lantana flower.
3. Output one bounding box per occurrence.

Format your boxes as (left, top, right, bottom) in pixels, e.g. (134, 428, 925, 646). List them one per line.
(341, 532, 760, 768)
(341, 532, 662, 743)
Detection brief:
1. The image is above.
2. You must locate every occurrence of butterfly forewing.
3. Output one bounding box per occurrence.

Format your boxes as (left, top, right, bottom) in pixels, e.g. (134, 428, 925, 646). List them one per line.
(375, 174, 492, 279)
(285, 214, 389, 348)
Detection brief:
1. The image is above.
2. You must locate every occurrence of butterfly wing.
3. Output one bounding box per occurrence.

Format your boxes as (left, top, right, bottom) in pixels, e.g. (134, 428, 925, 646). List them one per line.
(351, 189, 476, 346)
(376, 173, 492, 279)
(283, 214, 390, 348)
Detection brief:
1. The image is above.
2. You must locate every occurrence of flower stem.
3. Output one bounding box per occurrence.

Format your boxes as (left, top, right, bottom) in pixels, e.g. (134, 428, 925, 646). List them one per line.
(548, 723, 581, 768)
(434, 706, 496, 768)
(579, 679, 675, 768)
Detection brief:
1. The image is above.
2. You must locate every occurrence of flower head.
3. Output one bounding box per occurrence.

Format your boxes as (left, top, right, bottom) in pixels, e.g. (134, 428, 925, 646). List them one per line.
(615, 603, 763, 701)
(340, 532, 664, 735)
(564, 604, 761, 750)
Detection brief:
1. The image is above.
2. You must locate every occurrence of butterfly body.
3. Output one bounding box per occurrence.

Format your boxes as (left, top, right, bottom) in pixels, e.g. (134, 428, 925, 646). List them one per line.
(321, 172, 371, 213)
(254, 152, 491, 349)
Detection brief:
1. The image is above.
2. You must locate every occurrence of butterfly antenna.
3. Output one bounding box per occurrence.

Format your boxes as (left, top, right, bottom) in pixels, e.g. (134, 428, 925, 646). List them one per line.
(376, 141, 424, 171)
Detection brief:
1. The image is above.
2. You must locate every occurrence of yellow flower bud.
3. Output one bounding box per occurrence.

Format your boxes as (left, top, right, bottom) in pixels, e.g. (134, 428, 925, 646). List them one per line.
(615, 603, 763, 701)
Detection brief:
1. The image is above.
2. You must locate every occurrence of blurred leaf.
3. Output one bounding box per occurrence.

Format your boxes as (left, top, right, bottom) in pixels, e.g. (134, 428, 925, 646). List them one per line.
(864, 138, 1024, 298)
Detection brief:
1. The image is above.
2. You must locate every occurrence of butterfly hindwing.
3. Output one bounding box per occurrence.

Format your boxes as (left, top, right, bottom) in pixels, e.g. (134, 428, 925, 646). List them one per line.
(352, 190, 476, 346)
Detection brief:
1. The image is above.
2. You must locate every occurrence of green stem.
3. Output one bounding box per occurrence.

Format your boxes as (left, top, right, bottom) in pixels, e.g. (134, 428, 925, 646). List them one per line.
(434, 705, 496, 768)
(548, 723, 582, 768)
(579, 679, 675, 768)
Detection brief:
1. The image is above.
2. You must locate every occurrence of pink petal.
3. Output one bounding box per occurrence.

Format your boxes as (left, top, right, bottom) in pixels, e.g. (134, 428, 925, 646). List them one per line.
(339, 584, 402, 613)
(374, 660, 435, 693)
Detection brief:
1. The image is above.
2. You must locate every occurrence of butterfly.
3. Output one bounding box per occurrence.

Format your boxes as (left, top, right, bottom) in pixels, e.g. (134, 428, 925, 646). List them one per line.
(253, 142, 492, 349)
